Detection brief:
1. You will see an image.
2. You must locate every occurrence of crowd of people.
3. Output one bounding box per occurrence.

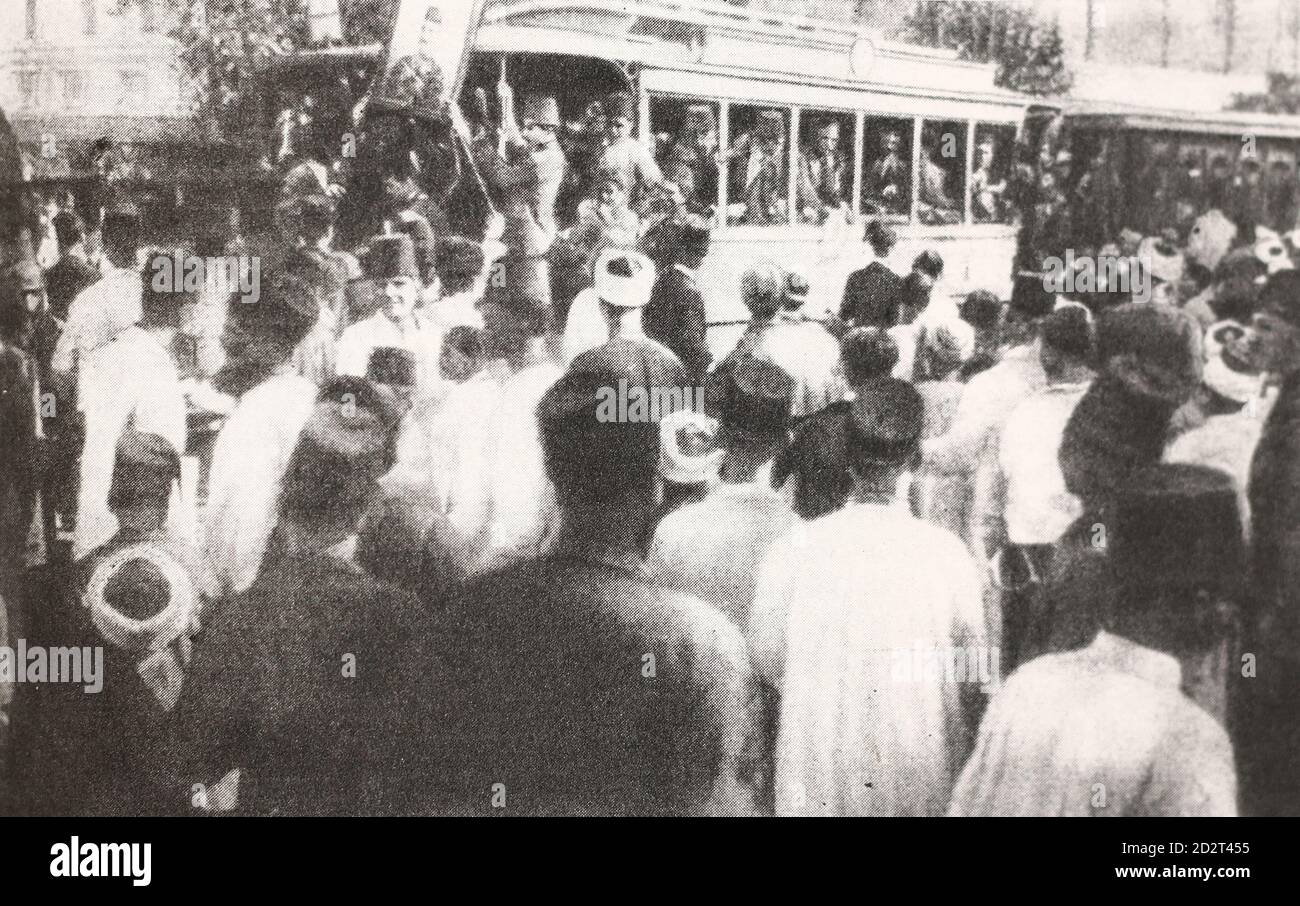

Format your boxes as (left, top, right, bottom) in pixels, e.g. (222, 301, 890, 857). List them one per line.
(1, 72, 1300, 817)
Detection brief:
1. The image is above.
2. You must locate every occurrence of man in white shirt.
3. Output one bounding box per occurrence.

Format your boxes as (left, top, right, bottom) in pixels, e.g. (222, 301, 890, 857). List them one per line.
(950, 464, 1241, 816)
(750, 378, 988, 816)
(990, 306, 1094, 668)
(51, 204, 143, 379)
(924, 280, 1053, 557)
(338, 235, 443, 400)
(74, 250, 191, 561)
(751, 273, 844, 420)
(202, 274, 321, 596)
(418, 286, 562, 580)
(649, 354, 795, 632)
(598, 91, 664, 209)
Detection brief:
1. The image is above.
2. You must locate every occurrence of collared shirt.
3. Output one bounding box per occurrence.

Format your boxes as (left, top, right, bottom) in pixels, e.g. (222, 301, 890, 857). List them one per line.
(74, 327, 188, 560)
(201, 373, 318, 596)
(949, 631, 1238, 816)
(53, 266, 142, 377)
(440, 552, 763, 815)
(925, 343, 1047, 476)
(431, 288, 484, 332)
(337, 309, 443, 399)
(750, 501, 986, 816)
(997, 379, 1091, 546)
(648, 480, 794, 632)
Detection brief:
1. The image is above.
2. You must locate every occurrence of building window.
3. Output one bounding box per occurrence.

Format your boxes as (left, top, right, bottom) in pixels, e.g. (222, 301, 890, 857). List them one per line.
(18, 70, 40, 109)
(61, 70, 84, 108)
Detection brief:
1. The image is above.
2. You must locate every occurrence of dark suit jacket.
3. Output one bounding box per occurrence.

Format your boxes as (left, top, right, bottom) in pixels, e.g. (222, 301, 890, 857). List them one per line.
(645, 266, 712, 382)
(840, 261, 903, 329)
(1249, 373, 1300, 658)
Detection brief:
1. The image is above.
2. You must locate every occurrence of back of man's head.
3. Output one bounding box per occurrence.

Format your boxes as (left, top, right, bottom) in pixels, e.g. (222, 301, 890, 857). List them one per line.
(279, 378, 404, 534)
(846, 378, 925, 482)
(912, 250, 944, 280)
(741, 260, 786, 321)
(840, 327, 900, 387)
(53, 211, 84, 251)
(537, 367, 659, 507)
(101, 203, 141, 269)
(1040, 305, 1094, 373)
(141, 249, 191, 333)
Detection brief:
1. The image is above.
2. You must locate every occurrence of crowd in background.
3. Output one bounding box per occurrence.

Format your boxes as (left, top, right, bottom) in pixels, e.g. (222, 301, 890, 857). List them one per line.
(3, 70, 1300, 817)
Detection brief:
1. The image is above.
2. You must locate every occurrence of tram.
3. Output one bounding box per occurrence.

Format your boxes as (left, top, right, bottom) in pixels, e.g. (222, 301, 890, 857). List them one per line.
(1021, 98, 1300, 261)
(463, 0, 1030, 353)
(258, 0, 1031, 354)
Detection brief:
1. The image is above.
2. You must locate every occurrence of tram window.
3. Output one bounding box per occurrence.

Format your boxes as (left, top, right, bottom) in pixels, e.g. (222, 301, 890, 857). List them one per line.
(1265, 151, 1298, 232)
(724, 104, 793, 226)
(861, 116, 912, 224)
(972, 124, 1015, 224)
(795, 111, 855, 224)
(1235, 145, 1269, 231)
(650, 96, 721, 217)
(918, 119, 965, 226)
(1204, 145, 1234, 215)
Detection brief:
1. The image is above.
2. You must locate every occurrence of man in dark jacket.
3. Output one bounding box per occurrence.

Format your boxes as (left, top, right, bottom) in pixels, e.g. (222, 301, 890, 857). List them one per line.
(644, 216, 712, 382)
(44, 211, 100, 323)
(1243, 270, 1300, 816)
(439, 351, 763, 815)
(770, 327, 899, 520)
(174, 379, 441, 816)
(840, 219, 903, 329)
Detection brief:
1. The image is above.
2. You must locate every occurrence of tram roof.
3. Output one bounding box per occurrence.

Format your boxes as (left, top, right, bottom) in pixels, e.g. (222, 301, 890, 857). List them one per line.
(1056, 99, 1300, 140)
(265, 0, 1029, 111)
(473, 0, 1028, 109)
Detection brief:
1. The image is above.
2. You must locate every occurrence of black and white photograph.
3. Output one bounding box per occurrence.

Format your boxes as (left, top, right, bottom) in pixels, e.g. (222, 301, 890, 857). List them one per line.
(0, 0, 1294, 880)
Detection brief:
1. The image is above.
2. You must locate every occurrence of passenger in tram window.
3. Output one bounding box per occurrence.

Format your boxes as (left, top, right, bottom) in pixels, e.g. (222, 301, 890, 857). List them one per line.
(1234, 154, 1268, 235)
(724, 109, 791, 225)
(557, 99, 607, 226)
(599, 91, 664, 211)
(797, 119, 851, 223)
(918, 125, 962, 225)
(1266, 158, 1298, 232)
(1206, 153, 1234, 214)
(658, 103, 717, 210)
(972, 137, 1007, 223)
(864, 129, 909, 218)
(665, 161, 710, 219)
(1167, 147, 1207, 232)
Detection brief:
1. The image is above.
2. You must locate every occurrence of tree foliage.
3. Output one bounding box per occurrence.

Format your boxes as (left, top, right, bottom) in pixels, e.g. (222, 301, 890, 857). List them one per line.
(895, 0, 1072, 96)
(1228, 71, 1300, 114)
(111, 0, 399, 139)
